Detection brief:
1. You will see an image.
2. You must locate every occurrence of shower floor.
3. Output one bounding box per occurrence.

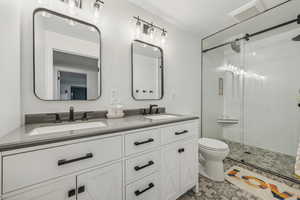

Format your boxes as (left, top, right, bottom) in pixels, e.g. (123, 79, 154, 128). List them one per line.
(225, 139, 297, 182)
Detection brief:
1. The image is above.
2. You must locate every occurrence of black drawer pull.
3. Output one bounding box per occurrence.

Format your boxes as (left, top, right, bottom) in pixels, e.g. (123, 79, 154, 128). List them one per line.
(178, 148, 185, 153)
(134, 161, 155, 171)
(78, 185, 85, 194)
(134, 138, 154, 146)
(58, 153, 93, 166)
(135, 183, 155, 196)
(175, 130, 188, 135)
(68, 189, 76, 197)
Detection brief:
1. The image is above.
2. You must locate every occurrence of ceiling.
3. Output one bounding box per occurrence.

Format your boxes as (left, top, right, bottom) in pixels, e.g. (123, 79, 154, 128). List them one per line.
(128, 0, 289, 37)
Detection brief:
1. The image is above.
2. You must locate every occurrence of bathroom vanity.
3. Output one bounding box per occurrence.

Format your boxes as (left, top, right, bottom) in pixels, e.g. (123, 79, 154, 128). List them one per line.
(0, 114, 199, 200)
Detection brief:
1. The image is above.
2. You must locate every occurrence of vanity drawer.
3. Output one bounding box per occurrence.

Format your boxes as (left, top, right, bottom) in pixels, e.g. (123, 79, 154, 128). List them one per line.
(162, 122, 198, 144)
(126, 172, 160, 200)
(125, 129, 161, 156)
(125, 150, 161, 184)
(2, 136, 122, 193)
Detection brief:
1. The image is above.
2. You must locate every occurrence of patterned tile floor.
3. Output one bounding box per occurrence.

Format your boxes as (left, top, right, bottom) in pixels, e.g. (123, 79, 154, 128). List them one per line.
(177, 159, 300, 200)
(225, 140, 296, 181)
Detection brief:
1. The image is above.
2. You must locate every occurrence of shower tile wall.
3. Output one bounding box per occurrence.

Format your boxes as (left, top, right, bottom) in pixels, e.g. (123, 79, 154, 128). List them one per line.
(202, 45, 243, 143)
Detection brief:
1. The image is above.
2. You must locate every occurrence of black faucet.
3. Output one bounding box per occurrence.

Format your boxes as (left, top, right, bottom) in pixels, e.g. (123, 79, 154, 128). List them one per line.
(69, 106, 75, 121)
(149, 104, 159, 115)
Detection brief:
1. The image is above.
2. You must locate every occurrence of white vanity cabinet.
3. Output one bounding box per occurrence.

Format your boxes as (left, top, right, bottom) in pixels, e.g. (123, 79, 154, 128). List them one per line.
(161, 140, 197, 200)
(4, 177, 76, 200)
(0, 119, 199, 200)
(4, 163, 123, 200)
(76, 163, 123, 200)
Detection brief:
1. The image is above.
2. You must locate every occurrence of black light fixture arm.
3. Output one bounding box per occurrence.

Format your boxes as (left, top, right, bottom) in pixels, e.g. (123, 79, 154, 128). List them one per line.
(133, 16, 167, 33)
(95, 0, 104, 5)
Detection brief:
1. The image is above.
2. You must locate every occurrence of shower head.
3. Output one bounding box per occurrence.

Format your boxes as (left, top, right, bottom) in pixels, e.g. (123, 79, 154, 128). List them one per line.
(230, 40, 241, 53)
(292, 34, 300, 41)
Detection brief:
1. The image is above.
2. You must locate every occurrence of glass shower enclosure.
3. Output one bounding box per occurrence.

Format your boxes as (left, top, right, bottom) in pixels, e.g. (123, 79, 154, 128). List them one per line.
(201, 0, 300, 183)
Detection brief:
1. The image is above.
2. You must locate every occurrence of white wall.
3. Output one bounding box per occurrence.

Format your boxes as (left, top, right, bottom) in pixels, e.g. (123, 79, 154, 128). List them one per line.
(0, 0, 21, 137)
(21, 0, 202, 119)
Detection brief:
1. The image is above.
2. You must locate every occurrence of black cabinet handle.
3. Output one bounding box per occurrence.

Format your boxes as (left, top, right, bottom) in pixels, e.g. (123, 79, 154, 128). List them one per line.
(135, 183, 155, 196)
(134, 138, 154, 146)
(134, 161, 155, 171)
(175, 130, 188, 135)
(68, 189, 76, 197)
(178, 148, 185, 153)
(58, 153, 93, 166)
(78, 185, 85, 194)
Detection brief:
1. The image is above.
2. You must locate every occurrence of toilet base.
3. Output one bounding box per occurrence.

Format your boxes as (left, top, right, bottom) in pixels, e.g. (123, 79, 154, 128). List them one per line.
(199, 160, 225, 182)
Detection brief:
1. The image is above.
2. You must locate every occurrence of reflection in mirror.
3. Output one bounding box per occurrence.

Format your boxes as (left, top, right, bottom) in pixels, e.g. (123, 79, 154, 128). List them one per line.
(132, 40, 163, 100)
(33, 9, 101, 101)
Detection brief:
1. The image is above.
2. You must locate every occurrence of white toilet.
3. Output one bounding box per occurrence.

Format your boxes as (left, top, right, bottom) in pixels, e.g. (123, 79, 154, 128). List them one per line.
(198, 138, 230, 182)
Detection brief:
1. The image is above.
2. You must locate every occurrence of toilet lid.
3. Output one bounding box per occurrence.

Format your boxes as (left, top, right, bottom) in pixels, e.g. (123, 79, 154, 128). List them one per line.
(198, 138, 229, 151)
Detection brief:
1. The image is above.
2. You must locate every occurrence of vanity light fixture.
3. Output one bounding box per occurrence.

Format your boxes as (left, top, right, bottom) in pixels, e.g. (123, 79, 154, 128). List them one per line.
(133, 16, 167, 46)
(59, 0, 104, 22)
(149, 24, 155, 40)
(161, 29, 167, 45)
(67, 0, 81, 14)
(135, 17, 142, 39)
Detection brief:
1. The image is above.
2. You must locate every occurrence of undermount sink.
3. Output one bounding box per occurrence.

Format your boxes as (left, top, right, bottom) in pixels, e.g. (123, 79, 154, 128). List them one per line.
(144, 114, 178, 120)
(30, 121, 107, 136)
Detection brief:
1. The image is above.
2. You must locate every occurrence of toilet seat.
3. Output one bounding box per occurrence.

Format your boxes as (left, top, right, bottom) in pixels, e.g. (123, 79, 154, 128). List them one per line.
(199, 138, 229, 151)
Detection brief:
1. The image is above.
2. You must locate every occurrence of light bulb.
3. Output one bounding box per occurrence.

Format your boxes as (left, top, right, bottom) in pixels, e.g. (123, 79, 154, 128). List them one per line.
(161, 30, 167, 45)
(135, 20, 142, 39)
(93, 0, 102, 21)
(149, 26, 155, 40)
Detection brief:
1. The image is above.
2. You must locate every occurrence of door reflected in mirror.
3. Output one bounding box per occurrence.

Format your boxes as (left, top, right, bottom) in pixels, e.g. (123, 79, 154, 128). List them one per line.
(33, 9, 101, 101)
(131, 40, 164, 100)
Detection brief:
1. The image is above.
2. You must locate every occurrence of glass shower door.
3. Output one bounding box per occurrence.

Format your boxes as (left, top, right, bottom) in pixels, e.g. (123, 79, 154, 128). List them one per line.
(202, 41, 246, 155)
(240, 26, 300, 179)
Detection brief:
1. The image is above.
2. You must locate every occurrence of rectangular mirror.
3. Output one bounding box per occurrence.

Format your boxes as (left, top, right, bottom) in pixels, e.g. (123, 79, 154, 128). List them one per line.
(131, 40, 164, 100)
(33, 8, 101, 101)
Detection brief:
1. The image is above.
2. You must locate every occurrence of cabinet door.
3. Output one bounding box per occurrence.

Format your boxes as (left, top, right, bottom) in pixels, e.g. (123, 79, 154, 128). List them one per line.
(77, 162, 122, 200)
(5, 177, 76, 200)
(180, 139, 198, 193)
(161, 143, 181, 200)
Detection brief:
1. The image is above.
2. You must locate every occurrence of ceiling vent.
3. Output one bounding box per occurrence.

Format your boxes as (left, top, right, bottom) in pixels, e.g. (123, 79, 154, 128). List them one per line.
(229, 0, 266, 22)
